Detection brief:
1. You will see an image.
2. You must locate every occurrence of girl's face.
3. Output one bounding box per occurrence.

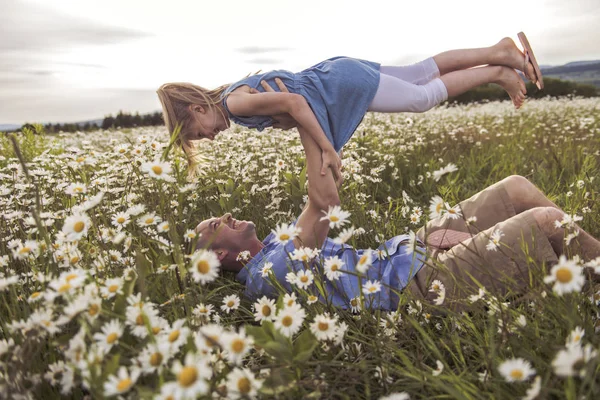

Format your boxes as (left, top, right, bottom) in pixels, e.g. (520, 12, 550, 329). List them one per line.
(188, 104, 230, 140)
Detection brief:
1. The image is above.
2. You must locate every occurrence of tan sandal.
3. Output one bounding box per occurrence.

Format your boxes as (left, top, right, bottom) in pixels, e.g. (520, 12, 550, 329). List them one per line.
(426, 229, 473, 250)
(517, 32, 544, 90)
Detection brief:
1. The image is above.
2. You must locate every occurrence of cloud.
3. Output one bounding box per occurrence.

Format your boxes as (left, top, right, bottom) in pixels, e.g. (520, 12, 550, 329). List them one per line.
(245, 57, 283, 65)
(0, 1, 151, 53)
(235, 46, 291, 54)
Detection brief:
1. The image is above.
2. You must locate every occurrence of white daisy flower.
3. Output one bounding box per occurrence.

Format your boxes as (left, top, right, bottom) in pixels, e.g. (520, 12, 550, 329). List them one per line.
(498, 357, 536, 382)
(65, 182, 87, 196)
(93, 319, 124, 354)
(432, 360, 444, 376)
(225, 367, 263, 400)
(274, 303, 306, 337)
(429, 195, 446, 219)
(324, 256, 344, 281)
(103, 366, 139, 397)
(221, 294, 240, 314)
(333, 226, 355, 244)
(566, 326, 585, 348)
(468, 287, 486, 303)
(282, 292, 298, 308)
(189, 250, 220, 284)
(183, 229, 197, 242)
(294, 269, 314, 290)
(486, 229, 504, 251)
(171, 352, 211, 398)
(522, 376, 541, 400)
(310, 314, 338, 341)
(194, 323, 224, 356)
(552, 343, 597, 377)
(362, 280, 382, 295)
(157, 221, 170, 233)
(221, 328, 254, 365)
(290, 247, 320, 263)
(320, 205, 351, 229)
(543, 255, 585, 295)
(140, 160, 173, 180)
(162, 319, 190, 352)
(137, 212, 161, 228)
(260, 262, 273, 277)
(349, 297, 361, 313)
(62, 212, 91, 242)
(444, 204, 463, 220)
(100, 278, 124, 299)
(379, 392, 410, 400)
(271, 222, 301, 244)
(253, 296, 276, 323)
(356, 249, 374, 274)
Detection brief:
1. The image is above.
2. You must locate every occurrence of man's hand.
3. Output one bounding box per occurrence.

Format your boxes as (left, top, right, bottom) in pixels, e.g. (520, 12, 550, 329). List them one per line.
(248, 79, 297, 130)
(321, 148, 343, 183)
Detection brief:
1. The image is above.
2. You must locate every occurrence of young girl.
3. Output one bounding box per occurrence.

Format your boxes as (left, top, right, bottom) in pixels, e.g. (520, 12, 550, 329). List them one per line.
(157, 32, 542, 178)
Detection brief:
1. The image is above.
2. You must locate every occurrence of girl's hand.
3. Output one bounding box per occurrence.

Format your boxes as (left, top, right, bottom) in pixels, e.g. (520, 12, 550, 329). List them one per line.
(321, 148, 343, 182)
(252, 79, 298, 130)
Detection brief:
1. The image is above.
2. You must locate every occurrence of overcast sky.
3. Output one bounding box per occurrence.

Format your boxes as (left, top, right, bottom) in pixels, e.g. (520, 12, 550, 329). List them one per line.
(2, 0, 599, 125)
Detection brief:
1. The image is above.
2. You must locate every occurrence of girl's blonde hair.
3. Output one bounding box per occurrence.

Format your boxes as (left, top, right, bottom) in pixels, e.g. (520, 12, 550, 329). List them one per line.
(156, 82, 230, 177)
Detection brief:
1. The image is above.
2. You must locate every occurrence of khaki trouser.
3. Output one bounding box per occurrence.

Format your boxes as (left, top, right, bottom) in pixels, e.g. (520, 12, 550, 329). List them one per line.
(407, 180, 558, 309)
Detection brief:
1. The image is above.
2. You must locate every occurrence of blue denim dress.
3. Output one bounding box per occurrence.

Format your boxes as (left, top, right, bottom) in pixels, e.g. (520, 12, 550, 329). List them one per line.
(221, 56, 381, 152)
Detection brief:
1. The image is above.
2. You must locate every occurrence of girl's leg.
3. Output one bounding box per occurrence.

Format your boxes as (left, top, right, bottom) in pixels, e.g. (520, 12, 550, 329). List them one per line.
(379, 58, 440, 85)
(432, 37, 536, 81)
(368, 65, 527, 112)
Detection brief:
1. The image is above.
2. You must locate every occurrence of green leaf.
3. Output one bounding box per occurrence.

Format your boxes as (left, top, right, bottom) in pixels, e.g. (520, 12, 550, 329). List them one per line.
(293, 329, 318, 362)
(246, 324, 272, 346)
(262, 341, 293, 362)
(260, 367, 296, 395)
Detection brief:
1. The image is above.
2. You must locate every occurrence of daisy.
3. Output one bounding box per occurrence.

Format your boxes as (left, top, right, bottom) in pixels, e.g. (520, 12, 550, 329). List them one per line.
(171, 352, 211, 398)
(552, 343, 597, 377)
(445, 204, 463, 220)
(295, 269, 314, 290)
(320, 205, 351, 229)
(162, 319, 190, 352)
(103, 366, 139, 397)
(65, 182, 87, 196)
(349, 297, 361, 313)
(468, 287, 486, 303)
(221, 294, 240, 314)
(189, 250, 220, 284)
(274, 303, 306, 337)
(137, 212, 161, 228)
(543, 255, 585, 295)
(307, 295, 319, 304)
(193, 303, 215, 324)
(290, 247, 319, 262)
(356, 249, 374, 274)
(522, 376, 541, 400)
(429, 280, 446, 306)
(157, 221, 170, 233)
(253, 296, 276, 323)
(194, 323, 224, 356)
(93, 319, 124, 354)
(429, 196, 446, 219)
(324, 256, 344, 281)
(260, 262, 273, 277)
(126, 304, 158, 339)
(282, 292, 298, 308)
(379, 392, 411, 400)
(138, 342, 171, 375)
(140, 160, 173, 180)
(498, 357, 536, 382)
(62, 212, 91, 242)
(486, 229, 504, 251)
(12, 240, 40, 260)
(362, 280, 382, 295)
(100, 277, 124, 299)
(310, 314, 338, 341)
(44, 361, 75, 395)
(221, 328, 254, 365)
(333, 226, 355, 244)
(183, 229, 197, 242)
(432, 360, 444, 376)
(226, 367, 263, 399)
(566, 326, 585, 348)
(271, 222, 301, 244)
(403, 231, 418, 255)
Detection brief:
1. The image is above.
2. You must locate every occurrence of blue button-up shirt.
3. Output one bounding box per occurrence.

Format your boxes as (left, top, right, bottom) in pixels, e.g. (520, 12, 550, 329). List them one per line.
(236, 229, 426, 311)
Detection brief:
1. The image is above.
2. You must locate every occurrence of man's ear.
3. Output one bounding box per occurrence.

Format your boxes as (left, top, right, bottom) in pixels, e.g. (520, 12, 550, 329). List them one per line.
(214, 248, 228, 262)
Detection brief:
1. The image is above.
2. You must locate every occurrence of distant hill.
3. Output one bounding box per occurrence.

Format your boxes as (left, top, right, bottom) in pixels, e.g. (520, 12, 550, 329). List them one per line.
(540, 60, 600, 88)
(0, 124, 20, 132)
(1, 119, 103, 133)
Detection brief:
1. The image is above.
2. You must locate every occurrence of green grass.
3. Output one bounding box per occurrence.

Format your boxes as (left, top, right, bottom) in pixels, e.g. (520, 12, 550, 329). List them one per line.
(0, 97, 599, 399)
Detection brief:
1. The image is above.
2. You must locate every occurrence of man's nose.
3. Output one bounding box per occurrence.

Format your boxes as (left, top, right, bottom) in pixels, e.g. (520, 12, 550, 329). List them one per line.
(221, 213, 232, 223)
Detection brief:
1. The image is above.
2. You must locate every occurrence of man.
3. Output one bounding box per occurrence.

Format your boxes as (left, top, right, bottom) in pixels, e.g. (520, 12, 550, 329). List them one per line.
(194, 81, 600, 311)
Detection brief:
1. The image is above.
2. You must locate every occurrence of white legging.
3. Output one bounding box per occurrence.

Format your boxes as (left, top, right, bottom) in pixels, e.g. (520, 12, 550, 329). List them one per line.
(368, 57, 449, 113)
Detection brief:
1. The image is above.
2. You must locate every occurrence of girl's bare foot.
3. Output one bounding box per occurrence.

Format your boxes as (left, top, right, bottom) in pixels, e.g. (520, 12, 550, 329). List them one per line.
(494, 37, 537, 85)
(494, 66, 527, 109)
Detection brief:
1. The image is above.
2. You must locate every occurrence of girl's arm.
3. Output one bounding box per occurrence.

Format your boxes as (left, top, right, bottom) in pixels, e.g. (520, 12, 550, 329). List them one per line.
(226, 87, 342, 178)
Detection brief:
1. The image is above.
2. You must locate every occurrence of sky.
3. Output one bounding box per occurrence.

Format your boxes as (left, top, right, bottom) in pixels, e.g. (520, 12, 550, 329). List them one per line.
(1, 0, 600, 125)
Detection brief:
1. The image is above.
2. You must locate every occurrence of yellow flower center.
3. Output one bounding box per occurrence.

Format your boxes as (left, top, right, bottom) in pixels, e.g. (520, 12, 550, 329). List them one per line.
(168, 330, 180, 342)
(279, 234, 290, 241)
(76, 157, 85, 163)
(281, 316, 293, 327)
(106, 333, 118, 344)
(73, 221, 85, 233)
(65, 274, 78, 282)
(300, 275, 309, 283)
(136, 314, 145, 326)
(231, 339, 245, 354)
(108, 284, 119, 293)
(359, 255, 368, 265)
(331, 264, 339, 271)
(368, 286, 377, 293)
(178, 366, 198, 387)
(261, 305, 271, 316)
(330, 216, 339, 222)
(151, 166, 163, 175)
(58, 283, 72, 293)
(436, 203, 443, 213)
(89, 304, 99, 316)
(30, 292, 41, 299)
(510, 369, 524, 380)
(117, 217, 126, 224)
(238, 377, 251, 394)
(196, 260, 209, 274)
(116, 378, 132, 392)
(145, 218, 154, 224)
(150, 352, 163, 366)
(350, 299, 358, 307)
(19, 247, 31, 254)
(70, 256, 80, 263)
(227, 300, 235, 308)
(556, 268, 573, 283)
(152, 326, 161, 335)
(318, 322, 329, 331)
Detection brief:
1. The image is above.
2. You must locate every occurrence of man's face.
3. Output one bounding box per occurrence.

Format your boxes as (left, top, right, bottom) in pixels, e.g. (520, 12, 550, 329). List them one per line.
(194, 213, 257, 252)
